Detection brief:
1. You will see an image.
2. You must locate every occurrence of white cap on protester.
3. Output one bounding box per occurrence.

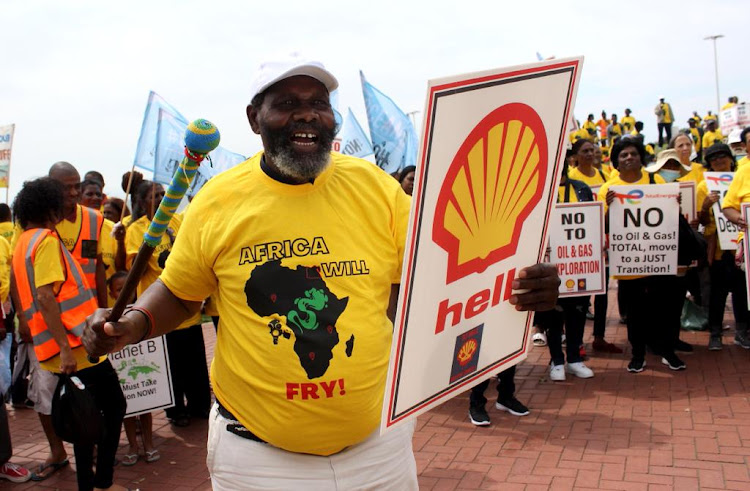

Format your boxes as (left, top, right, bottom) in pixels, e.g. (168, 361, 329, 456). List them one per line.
(248, 53, 339, 105)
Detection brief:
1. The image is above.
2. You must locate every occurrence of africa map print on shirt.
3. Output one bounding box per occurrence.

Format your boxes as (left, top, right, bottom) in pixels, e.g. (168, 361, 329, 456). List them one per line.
(245, 260, 350, 379)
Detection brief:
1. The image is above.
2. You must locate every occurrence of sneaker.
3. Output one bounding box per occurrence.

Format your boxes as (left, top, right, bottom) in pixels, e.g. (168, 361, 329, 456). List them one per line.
(585, 309, 595, 320)
(468, 405, 491, 426)
(549, 364, 566, 381)
(674, 339, 694, 353)
(661, 355, 686, 371)
(734, 333, 750, 349)
(627, 358, 646, 373)
(496, 397, 530, 416)
(708, 336, 723, 351)
(566, 361, 594, 379)
(0, 462, 31, 483)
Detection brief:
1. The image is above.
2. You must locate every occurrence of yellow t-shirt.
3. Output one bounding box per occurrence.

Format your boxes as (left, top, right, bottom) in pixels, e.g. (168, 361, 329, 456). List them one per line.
(696, 180, 723, 260)
(721, 102, 736, 110)
(159, 152, 411, 456)
(56, 205, 104, 255)
(28, 233, 101, 372)
(661, 103, 673, 124)
(0, 222, 13, 244)
(568, 166, 610, 196)
(100, 219, 117, 279)
(703, 129, 724, 149)
(677, 164, 704, 184)
(558, 183, 580, 203)
(122, 214, 134, 228)
(124, 214, 200, 330)
(721, 166, 750, 211)
(0, 238, 10, 303)
(737, 156, 750, 169)
(620, 116, 636, 132)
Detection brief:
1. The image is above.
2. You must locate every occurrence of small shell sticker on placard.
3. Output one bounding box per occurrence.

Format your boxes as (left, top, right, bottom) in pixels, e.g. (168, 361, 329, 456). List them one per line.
(433, 103, 548, 283)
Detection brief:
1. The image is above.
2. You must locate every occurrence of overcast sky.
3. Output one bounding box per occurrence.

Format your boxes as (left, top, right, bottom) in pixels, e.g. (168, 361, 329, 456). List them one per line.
(2, 0, 747, 202)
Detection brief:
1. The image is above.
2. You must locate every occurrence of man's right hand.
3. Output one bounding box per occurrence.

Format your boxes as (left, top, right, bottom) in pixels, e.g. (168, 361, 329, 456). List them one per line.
(82, 308, 146, 357)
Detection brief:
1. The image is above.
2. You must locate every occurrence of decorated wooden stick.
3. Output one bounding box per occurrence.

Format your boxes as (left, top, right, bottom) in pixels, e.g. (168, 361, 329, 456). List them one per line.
(86, 119, 220, 361)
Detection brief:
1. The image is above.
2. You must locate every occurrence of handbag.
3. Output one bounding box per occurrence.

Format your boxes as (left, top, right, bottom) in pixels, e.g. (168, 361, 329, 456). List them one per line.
(51, 373, 102, 444)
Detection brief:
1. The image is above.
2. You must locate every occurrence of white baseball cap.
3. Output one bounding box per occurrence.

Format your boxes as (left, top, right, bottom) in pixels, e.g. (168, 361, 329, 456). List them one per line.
(248, 53, 339, 105)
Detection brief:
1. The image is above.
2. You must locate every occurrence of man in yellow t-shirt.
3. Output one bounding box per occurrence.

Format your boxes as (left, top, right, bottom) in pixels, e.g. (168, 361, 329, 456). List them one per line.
(83, 55, 561, 489)
(654, 96, 674, 147)
(721, 96, 738, 111)
(582, 114, 598, 142)
(48, 162, 108, 308)
(702, 119, 724, 150)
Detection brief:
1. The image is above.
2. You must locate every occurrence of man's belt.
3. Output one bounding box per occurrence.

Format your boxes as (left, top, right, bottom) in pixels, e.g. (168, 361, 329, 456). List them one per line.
(217, 402, 267, 444)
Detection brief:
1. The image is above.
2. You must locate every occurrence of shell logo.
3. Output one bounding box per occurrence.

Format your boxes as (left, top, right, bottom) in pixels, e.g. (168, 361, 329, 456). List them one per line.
(433, 103, 548, 283)
(457, 338, 478, 366)
(565, 279, 575, 290)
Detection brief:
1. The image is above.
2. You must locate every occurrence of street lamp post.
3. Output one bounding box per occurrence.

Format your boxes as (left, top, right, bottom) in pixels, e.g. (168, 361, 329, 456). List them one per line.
(704, 34, 724, 115)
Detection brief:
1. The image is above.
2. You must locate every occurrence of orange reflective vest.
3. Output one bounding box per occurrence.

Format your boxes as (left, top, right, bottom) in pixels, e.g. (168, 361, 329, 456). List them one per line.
(69, 205, 104, 298)
(13, 229, 98, 362)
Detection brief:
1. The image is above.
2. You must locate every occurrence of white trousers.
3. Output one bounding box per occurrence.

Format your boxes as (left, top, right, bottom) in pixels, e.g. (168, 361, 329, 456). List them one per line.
(206, 404, 418, 490)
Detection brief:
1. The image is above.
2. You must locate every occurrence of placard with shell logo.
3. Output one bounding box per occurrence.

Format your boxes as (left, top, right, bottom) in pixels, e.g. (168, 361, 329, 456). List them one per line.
(382, 58, 583, 431)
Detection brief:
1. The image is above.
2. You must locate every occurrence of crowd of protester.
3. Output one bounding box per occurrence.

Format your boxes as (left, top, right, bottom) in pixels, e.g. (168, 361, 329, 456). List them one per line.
(0, 92, 748, 487)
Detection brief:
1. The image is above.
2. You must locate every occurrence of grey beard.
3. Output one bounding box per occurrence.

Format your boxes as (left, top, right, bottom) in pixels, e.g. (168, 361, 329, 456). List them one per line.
(266, 147, 331, 181)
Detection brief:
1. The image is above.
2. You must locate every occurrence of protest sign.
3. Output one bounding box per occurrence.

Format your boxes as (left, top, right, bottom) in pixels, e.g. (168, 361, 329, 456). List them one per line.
(549, 202, 605, 297)
(679, 181, 696, 222)
(0, 124, 14, 190)
(109, 337, 174, 417)
(705, 171, 738, 250)
(609, 183, 679, 276)
(382, 57, 583, 431)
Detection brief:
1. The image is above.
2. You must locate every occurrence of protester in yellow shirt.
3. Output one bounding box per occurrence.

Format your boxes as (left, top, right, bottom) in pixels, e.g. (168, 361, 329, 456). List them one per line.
(696, 144, 745, 350)
(721, 96, 738, 111)
(48, 163, 108, 308)
(83, 56, 562, 488)
(667, 133, 704, 184)
(11, 177, 125, 490)
(124, 180, 211, 428)
(599, 139, 686, 372)
(737, 128, 750, 169)
(702, 120, 724, 150)
(568, 139, 610, 195)
(582, 114, 598, 142)
(654, 96, 674, 147)
(621, 109, 636, 133)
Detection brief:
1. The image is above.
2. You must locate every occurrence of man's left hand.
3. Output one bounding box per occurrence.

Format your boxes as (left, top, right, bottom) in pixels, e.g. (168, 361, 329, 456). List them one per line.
(508, 263, 560, 312)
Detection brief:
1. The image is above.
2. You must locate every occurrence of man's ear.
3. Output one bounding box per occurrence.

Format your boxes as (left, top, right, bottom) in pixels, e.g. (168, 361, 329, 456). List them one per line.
(247, 105, 261, 135)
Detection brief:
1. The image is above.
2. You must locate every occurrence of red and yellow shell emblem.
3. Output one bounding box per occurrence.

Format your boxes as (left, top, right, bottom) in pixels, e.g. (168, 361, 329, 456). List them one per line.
(457, 338, 478, 366)
(433, 103, 548, 283)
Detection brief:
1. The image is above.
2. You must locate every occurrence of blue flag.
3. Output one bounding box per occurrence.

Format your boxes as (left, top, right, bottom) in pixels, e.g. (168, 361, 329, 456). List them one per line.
(133, 91, 188, 172)
(360, 72, 418, 174)
(335, 108, 373, 158)
(153, 107, 246, 199)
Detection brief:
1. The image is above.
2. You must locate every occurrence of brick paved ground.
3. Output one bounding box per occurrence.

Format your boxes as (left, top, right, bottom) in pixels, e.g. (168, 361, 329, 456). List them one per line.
(4, 286, 750, 490)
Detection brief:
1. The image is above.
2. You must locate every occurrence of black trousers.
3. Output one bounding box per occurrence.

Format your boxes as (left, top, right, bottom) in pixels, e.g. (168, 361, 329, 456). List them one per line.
(0, 391, 10, 466)
(469, 366, 516, 407)
(709, 252, 749, 336)
(657, 123, 672, 147)
(593, 268, 610, 337)
(72, 360, 126, 491)
(537, 298, 587, 366)
(165, 325, 211, 419)
(619, 276, 682, 359)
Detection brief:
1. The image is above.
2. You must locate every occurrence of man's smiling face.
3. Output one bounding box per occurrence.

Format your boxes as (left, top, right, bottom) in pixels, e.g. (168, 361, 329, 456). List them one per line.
(249, 75, 336, 181)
